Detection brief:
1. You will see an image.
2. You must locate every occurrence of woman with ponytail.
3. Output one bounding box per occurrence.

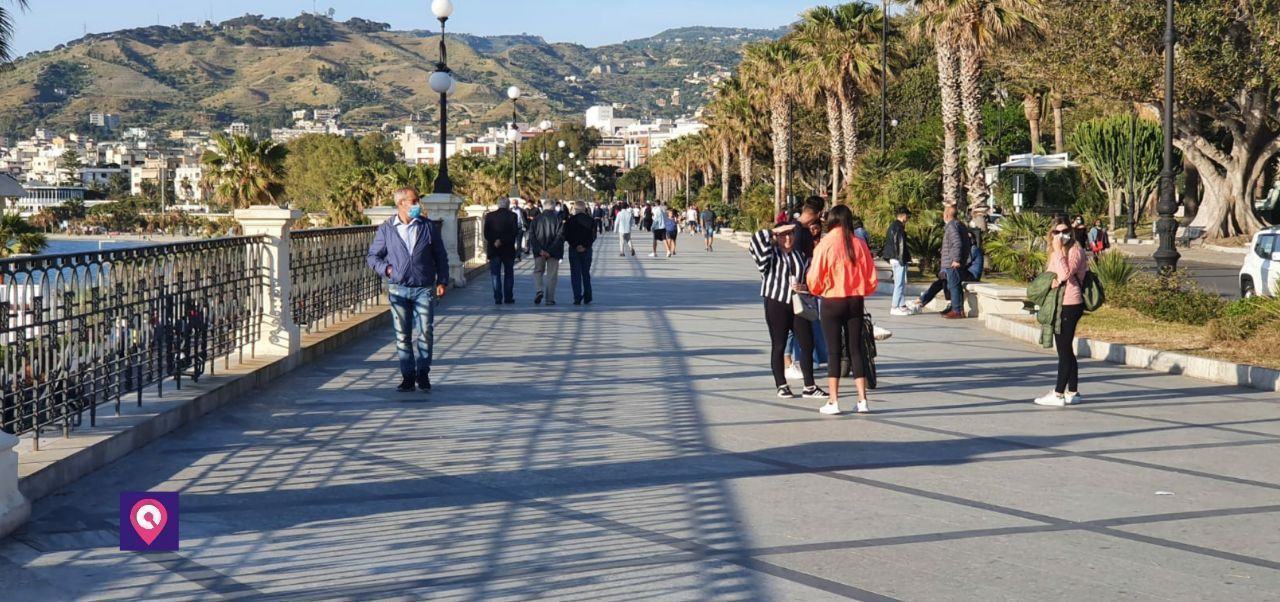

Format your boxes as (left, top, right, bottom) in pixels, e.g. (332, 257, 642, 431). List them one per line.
(805, 204, 879, 415)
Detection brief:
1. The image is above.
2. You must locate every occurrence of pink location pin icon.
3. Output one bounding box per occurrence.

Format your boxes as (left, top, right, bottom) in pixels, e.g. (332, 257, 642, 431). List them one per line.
(129, 499, 168, 546)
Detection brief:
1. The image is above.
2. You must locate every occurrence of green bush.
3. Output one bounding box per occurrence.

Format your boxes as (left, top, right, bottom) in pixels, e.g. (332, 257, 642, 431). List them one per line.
(732, 184, 775, 232)
(985, 212, 1051, 282)
(1111, 271, 1227, 326)
(1090, 250, 1138, 290)
(1207, 296, 1280, 340)
(1041, 169, 1082, 209)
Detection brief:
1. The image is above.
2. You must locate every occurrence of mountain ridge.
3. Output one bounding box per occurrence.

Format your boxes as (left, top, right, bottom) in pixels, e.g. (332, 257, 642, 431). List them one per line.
(0, 15, 785, 138)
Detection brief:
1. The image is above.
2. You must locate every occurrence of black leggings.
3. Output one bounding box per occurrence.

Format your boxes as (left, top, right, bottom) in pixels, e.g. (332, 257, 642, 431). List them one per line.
(1055, 304, 1084, 394)
(821, 296, 865, 380)
(764, 298, 815, 388)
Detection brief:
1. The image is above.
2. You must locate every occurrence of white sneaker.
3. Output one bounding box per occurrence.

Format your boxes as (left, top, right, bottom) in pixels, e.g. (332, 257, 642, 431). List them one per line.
(855, 400, 870, 414)
(908, 302, 924, 315)
(785, 363, 803, 381)
(648, 252, 656, 257)
(1034, 392, 1068, 407)
(819, 402, 841, 415)
(889, 307, 911, 317)
(873, 326, 893, 341)
(1064, 392, 1081, 405)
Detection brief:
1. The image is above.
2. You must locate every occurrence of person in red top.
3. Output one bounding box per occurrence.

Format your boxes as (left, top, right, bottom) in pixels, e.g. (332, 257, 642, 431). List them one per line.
(806, 204, 879, 415)
(1036, 217, 1090, 407)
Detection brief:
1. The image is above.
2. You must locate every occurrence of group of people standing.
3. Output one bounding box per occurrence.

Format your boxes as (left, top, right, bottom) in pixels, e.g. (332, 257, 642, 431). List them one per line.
(483, 198, 598, 306)
(751, 197, 880, 415)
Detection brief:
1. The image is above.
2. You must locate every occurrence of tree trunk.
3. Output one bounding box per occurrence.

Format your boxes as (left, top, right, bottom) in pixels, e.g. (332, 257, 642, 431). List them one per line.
(770, 95, 791, 212)
(721, 139, 731, 207)
(1023, 93, 1042, 155)
(936, 37, 962, 207)
(840, 77, 859, 186)
(738, 142, 752, 200)
(1174, 87, 1276, 239)
(1051, 93, 1065, 154)
(825, 90, 842, 204)
(958, 43, 990, 221)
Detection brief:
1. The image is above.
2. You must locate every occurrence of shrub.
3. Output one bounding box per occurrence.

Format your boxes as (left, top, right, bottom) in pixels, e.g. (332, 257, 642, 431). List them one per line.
(732, 184, 774, 232)
(1041, 169, 1082, 209)
(985, 211, 1051, 282)
(1111, 271, 1227, 325)
(1207, 296, 1280, 341)
(993, 169, 1038, 213)
(1090, 250, 1138, 290)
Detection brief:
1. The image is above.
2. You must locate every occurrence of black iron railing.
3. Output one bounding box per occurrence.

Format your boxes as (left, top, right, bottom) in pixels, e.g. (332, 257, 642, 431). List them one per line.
(289, 226, 382, 332)
(459, 215, 480, 263)
(0, 237, 265, 444)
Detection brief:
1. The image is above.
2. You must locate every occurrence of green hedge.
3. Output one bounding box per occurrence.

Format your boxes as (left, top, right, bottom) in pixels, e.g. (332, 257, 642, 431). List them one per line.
(1111, 271, 1227, 326)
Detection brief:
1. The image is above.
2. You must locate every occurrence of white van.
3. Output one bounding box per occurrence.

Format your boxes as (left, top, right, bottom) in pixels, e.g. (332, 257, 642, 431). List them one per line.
(1240, 227, 1280, 297)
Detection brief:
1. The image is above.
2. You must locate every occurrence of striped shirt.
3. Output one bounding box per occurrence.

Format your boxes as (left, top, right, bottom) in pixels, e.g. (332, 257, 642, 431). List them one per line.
(749, 229, 808, 304)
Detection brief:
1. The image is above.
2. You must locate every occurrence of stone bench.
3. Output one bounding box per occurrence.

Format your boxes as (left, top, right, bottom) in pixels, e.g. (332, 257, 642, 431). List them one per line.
(920, 281, 1030, 318)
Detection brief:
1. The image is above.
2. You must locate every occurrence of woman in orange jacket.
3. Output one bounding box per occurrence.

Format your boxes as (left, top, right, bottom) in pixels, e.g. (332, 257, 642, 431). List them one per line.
(805, 204, 879, 415)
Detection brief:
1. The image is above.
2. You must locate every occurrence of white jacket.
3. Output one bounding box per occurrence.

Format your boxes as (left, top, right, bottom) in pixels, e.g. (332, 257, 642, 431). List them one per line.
(616, 209, 634, 234)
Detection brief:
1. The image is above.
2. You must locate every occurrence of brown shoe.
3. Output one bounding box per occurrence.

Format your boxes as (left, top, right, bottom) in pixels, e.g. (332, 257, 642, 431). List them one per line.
(942, 310, 966, 319)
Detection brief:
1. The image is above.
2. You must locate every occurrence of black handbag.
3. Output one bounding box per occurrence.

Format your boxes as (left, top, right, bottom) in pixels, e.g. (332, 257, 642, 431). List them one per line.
(838, 313, 878, 390)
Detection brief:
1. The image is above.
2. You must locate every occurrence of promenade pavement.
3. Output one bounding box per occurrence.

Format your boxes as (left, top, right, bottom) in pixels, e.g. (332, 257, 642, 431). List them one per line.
(1, 231, 1277, 600)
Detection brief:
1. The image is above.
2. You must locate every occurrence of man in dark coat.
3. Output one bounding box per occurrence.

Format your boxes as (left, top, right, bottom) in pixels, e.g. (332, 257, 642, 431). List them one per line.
(529, 199, 565, 305)
(565, 200, 598, 305)
(483, 198, 519, 305)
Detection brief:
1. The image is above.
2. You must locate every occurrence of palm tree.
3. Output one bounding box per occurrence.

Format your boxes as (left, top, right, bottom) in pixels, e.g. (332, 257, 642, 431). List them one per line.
(1022, 90, 1044, 154)
(708, 77, 760, 201)
(796, 7, 848, 203)
(200, 133, 289, 209)
(911, 0, 965, 207)
(951, 0, 1044, 220)
(741, 40, 803, 212)
(0, 214, 46, 257)
(0, 0, 29, 64)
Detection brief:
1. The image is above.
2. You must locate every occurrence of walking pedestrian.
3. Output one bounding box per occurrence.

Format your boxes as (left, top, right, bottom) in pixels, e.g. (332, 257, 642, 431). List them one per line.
(566, 201, 597, 305)
(483, 198, 519, 305)
(643, 203, 654, 232)
(665, 207, 679, 256)
(365, 187, 449, 393)
(616, 201, 636, 257)
(700, 205, 717, 252)
(807, 204, 879, 415)
(1088, 219, 1110, 254)
(529, 199, 565, 305)
(650, 203, 668, 257)
(592, 202, 606, 234)
(907, 205, 969, 319)
(750, 223, 826, 400)
(686, 205, 700, 233)
(510, 199, 526, 261)
(1034, 219, 1089, 407)
(884, 206, 913, 316)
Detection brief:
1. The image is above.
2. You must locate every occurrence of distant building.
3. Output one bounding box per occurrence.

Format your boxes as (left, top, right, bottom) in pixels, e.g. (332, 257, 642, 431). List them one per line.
(173, 165, 205, 202)
(588, 137, 627, 170)
(398, 126, 501, 166)
(585, 106, 638, 136)
(226, 122, 251, 137)
(79, 166, 127, 190)
(14, 185, 85, 217)
(89, 112, 121, 131)
(313, 108, 341, 123)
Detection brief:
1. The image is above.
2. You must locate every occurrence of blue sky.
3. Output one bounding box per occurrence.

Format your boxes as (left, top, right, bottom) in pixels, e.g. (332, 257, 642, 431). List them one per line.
(9, 0, 831, 56)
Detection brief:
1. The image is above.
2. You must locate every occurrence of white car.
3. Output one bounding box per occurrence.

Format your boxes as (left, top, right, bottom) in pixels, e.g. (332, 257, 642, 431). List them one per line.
(1240, 226, 1280, 297)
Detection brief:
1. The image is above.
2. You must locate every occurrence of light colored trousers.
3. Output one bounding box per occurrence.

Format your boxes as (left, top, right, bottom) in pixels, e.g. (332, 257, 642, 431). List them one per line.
(533, 255, 560, 301)
(890, 259, 908, 309)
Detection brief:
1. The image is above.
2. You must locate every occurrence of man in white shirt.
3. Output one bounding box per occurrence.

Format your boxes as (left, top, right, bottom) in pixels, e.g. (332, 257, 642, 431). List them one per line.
(616, 202, 635, 257)
(650, 203, 668, 257)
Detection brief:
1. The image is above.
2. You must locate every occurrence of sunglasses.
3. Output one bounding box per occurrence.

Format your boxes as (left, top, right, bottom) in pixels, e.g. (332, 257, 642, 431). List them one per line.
(1053, 228, 1070, 234)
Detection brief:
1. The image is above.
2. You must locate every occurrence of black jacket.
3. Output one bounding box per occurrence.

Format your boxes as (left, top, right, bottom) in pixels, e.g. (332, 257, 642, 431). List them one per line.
(483, 207, 519, 259)
(565, 213, 598, 250)
(529, 212, 566, 259)
(882, 220, 911, 264)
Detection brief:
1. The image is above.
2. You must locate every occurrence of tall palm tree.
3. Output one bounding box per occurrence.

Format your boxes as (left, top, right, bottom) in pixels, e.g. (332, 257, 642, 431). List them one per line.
(911, 0, 965, 207)
(200, 133, 289, 209)
(710, 76, 761, 200)
(951, 0, 1044, 219)
(741, 40, 803, 212)
(1022, 90, 1043, 154)
(796, 7, 848, 203)
(0, 214, 46, 257)
(0, 0, 29, 64)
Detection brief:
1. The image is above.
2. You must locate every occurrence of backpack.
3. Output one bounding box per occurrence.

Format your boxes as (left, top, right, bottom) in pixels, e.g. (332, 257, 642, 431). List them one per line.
(1080, 271, 1105, 312)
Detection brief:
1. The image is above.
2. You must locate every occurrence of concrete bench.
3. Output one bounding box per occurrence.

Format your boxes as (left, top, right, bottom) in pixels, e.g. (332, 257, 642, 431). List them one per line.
(921, 282, 1030, 318)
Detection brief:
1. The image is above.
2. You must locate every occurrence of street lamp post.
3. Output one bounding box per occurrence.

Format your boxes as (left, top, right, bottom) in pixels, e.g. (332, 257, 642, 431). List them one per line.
(1154, 0, 1181, 272)
(507, 86, 521, 198)
(1127, 106, 1138, 241)
(429, 0, 455, 194)
(538, 120, 552, 198)
(557, 163, 565, 197)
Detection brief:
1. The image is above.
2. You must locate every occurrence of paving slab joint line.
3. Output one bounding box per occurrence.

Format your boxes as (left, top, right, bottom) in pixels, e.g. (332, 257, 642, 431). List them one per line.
(982, 313, 1280, 393)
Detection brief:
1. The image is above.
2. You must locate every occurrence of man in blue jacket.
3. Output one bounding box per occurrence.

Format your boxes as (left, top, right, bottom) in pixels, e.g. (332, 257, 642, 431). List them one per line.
(367, 188, 450, 392)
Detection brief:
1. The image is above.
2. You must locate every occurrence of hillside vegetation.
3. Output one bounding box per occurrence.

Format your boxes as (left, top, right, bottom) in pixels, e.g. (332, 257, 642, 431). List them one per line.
(0, 14, 784, 137)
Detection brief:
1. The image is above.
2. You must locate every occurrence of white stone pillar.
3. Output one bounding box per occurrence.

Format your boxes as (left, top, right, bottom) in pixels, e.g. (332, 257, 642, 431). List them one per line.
(421, 193, 466, 286)
(0, 432, 30, 539)
(234, 206, 302, 359)
(464, 204, 488, 264)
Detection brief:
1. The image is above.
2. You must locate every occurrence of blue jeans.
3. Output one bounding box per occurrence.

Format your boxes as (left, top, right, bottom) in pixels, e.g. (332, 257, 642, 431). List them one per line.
(489, 254, 514, 303)
(568, 247, 593, 302)
(890, 259, 908, 309)
(967, 250, 984, 282)
(388, 284, 436, 381)
(944, 267, 965, 313)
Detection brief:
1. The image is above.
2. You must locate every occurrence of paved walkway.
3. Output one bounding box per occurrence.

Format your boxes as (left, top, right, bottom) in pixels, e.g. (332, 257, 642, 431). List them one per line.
(2, 233, 1278, 600)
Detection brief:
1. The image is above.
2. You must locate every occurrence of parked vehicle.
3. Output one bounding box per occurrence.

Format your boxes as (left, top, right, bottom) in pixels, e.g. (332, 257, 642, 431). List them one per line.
(1240, 226, 1280, 297)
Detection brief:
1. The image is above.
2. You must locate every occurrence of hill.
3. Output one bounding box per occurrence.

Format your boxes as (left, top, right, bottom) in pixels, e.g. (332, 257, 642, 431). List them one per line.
(0, 14, 785, 137)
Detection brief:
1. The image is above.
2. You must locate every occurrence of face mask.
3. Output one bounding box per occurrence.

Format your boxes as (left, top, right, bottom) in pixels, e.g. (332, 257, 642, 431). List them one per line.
(408, 205, 423, 220)
(1057, 233, 1072, 243)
